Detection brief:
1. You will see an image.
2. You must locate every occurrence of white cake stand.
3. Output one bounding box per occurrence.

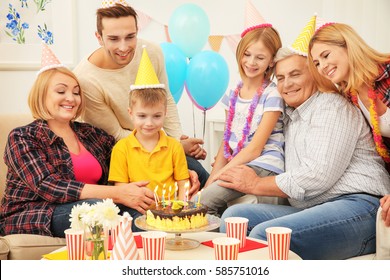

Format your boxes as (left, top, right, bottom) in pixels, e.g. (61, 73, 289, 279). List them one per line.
(135, 214, 220, 251)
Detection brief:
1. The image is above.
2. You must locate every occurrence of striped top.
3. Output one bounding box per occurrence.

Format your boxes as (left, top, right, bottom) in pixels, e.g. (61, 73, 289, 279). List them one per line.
(221, 81, 285, 174)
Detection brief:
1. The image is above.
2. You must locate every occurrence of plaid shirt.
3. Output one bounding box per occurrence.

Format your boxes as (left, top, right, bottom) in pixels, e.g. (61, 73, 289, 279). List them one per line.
(0, 120, 115, 236)
(374, 62, 390, 106)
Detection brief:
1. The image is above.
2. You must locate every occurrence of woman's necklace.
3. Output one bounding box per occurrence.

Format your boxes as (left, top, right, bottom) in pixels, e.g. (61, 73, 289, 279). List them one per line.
(223, 80, 269, 161)
(349, 88, 390, 162)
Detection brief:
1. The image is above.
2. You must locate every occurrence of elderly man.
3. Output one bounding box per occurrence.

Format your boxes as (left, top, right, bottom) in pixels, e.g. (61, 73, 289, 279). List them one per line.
(218, 48, 390, 259)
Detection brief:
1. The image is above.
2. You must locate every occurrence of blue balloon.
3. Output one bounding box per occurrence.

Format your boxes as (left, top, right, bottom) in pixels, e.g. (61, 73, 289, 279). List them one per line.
(186, 51, 229, 110)
(168, 4, 210, 58)
(160, 42, 188, 103)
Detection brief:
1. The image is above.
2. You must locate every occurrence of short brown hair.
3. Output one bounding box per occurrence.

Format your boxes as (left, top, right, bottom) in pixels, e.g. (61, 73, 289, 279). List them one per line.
(28, 67, 85, 120)
(236, 27, 282, 81)
(129, 88, 167, 109)
(96, 4, 138, 35)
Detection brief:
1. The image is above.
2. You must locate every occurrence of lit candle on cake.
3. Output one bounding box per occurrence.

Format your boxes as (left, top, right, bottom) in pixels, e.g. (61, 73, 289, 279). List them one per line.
(153, 186, 159, 206)
(174, 182, 178, 201)
(196, 190, 202, 207)
(168, 185, 172, 201)
(162, 189, 166, 208)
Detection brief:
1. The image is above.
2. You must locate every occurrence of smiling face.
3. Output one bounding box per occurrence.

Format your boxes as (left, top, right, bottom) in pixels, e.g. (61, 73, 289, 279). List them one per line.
(45, 72, 81, 123)
(240, 38, 274, 80)
(275, 55, 317, 108)
(96, 16, 137, 69)
(310, 42, 350, 84)
(129, 101, 166, 139)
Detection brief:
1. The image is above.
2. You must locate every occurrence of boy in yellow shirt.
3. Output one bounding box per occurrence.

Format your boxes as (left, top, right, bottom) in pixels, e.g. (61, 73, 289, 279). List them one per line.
(109, 47, 189, 202)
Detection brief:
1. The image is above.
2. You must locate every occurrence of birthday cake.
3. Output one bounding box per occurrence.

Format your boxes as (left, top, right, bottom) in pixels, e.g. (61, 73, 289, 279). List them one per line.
(146, 200, 208, 231)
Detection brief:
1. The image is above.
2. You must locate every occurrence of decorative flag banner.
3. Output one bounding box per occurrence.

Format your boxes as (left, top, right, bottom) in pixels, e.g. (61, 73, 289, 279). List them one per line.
(208, 35, 224, 52)
(135, 9, 152, 32)
(111, 212, 140, 260)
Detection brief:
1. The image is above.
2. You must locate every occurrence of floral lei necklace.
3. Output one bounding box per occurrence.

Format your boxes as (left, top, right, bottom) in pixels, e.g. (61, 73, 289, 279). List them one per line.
(223, 80, 269, 161)
(349, 88, 390, 163)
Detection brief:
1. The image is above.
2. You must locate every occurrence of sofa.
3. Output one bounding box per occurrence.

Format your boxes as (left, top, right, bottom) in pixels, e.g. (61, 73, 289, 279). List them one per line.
(0, 113, 389, 259)
(0, 114, 65, 260)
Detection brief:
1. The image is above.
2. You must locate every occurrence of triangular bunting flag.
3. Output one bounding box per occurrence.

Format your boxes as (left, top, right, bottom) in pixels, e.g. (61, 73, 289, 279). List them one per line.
(111, 212, 140, 260)
(208, 35, 224, 52)
(135, 9, 152, 32)
(225, 34, 241, 54)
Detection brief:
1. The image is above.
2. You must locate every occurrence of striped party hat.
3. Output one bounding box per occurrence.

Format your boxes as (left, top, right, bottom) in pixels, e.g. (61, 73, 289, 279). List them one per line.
(289, 14, 317, 57)
(37, 42, 64, 75)
(315, 16, 335, 33)
(111, 212, 140, 260)
(130, 46, 165, 90)
(241, 0, 272, 38)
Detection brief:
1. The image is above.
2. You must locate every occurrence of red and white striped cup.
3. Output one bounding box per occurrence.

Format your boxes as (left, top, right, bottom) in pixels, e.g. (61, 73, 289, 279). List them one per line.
(224, 217, 248, 248)
(265, 227, 292, 260)
(64, 228, 85, 260)
(141, 231, 167, 260)
(212, 237, 240, 260)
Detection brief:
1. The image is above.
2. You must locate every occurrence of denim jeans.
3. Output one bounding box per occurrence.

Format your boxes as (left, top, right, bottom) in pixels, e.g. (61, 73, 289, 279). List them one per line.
(51, 199, 143, 238)
(220, 193, 379, 260)
(186, 155, 209, 189)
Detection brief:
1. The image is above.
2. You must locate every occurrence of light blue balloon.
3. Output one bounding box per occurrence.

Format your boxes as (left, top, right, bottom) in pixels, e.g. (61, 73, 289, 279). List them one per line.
(186, 51, 229, 110)
(168, 4, 210, 58)
(160, 42, 188, 103)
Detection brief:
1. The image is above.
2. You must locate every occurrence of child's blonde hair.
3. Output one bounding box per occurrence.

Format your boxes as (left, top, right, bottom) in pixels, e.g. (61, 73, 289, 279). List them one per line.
(129, 88, 167, 108)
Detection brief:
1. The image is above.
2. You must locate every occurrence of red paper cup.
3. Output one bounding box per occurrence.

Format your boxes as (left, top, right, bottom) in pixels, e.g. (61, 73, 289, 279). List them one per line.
(141, 231, 167, 260)
(65, 228, 85, 260)
(212, 237, 240, 260)
(265, 227, 292, 260)
(224, 217, 248, 248)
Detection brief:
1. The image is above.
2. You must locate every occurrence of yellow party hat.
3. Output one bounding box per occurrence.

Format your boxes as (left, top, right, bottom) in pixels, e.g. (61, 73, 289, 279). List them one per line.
(100, 0, 128, 8)
(130, 46, 165, 91)
(289, 14, 317, 57)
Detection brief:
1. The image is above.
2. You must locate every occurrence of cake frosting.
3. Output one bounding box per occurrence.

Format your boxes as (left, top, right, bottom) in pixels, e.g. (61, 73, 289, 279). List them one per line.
(146, 200, 208, 231)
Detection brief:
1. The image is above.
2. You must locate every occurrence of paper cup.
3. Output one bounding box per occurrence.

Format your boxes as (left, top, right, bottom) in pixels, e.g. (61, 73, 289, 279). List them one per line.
(141, 231, 167, 260)
(212, 237, 240, 260)
(65, 228, 85, 260)
(224, 217, 248, 248)
(265, 227, 292, 260)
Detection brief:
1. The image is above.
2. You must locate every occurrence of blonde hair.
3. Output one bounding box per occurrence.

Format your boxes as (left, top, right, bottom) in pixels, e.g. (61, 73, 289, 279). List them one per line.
(129, 88, 167, 108)
(274, 47, 338, 93)
(236, 26, 282, 81)
(308, 23, 390, 93)
(28, 67, 85, 120)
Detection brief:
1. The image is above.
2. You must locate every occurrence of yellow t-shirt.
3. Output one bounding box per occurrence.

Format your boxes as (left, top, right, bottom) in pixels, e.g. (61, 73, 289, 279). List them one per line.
(109, 130, 189, 198)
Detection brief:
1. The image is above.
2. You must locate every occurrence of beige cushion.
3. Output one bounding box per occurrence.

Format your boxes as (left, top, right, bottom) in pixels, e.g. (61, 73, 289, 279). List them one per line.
(0, 234, 65, 260)
(375, 207, 390, 260)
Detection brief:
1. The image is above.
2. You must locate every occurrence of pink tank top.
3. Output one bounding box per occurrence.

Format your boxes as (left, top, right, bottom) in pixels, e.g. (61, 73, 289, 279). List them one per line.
(70, 140, 102, 184)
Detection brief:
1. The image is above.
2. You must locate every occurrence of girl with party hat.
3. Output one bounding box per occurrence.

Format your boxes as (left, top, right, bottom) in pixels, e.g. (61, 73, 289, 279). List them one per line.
(198, 5, 285, 217)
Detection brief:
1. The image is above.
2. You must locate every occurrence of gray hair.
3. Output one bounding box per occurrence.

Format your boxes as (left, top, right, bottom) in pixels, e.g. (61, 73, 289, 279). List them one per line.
(273, 47, 297, 64)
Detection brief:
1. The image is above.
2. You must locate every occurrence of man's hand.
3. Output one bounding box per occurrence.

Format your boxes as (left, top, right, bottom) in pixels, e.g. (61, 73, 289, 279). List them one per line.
(188, 170, 200, 198)
(380, 194, 390, 227)
(218, 165, 259, 194)
(180, 135, 207, 160)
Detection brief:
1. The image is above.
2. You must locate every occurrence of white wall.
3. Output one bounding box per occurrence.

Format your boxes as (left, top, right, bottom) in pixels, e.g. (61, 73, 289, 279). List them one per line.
(1, 0, 389, 169)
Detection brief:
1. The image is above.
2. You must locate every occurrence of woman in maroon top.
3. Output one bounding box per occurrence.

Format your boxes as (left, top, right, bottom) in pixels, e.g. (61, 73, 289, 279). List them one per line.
(0, 66, 154, 237)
